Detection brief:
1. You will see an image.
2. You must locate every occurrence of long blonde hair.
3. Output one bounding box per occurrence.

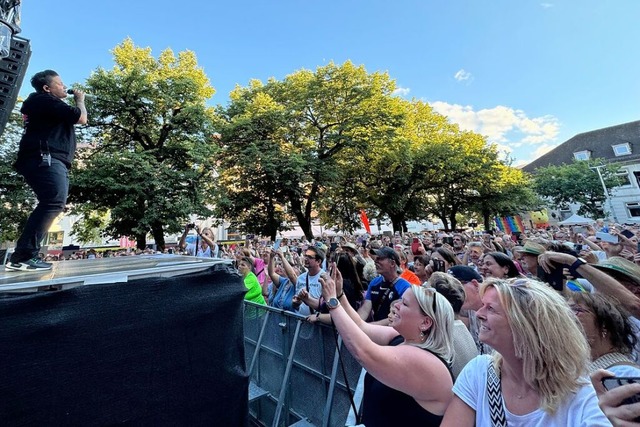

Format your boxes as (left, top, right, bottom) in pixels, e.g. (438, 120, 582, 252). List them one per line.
(480, 278, 590, 414)
(412, 285, 455, 365)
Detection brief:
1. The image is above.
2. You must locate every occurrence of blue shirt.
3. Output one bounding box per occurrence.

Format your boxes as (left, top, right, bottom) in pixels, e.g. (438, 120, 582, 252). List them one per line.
(365, 275, 410, 321)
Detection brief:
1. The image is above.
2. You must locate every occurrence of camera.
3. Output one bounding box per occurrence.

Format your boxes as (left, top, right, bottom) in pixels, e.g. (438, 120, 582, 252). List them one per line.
(432, 259, 445, 272)
(186, 223, 195, 230)
(39, 153, 51, 168)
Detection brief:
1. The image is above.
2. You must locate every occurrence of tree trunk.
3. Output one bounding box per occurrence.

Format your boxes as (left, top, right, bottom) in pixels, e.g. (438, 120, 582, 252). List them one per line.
(135, 232, 146, 250)
(151, 221, 165, 252)
(482, 210, 492, 233)
(288, 192, 314, 241)
(389, 214, 403, 235)
(439, 216, 449, 231)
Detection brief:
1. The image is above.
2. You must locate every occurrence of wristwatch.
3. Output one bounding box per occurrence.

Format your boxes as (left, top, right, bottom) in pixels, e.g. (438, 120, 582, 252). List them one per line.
(569, 257, 587, 278)
(326, 297, 341, 310)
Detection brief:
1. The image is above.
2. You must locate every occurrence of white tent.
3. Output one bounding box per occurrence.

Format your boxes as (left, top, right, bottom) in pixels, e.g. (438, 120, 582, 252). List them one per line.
(558, 214, 595, 226)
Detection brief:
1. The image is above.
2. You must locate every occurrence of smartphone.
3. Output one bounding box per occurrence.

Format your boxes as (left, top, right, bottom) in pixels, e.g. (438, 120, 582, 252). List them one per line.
(596, 232, 619, 244)
(621, 229, 635, 239)
(432, 259, 445, 272)
(574, 244, 583, 252)
(602, 377, 640, 409)
(537, 265, 565, 291)
(443, 236, 454, 246)
(330, 242, 338, 253)
(637, 241, 640, 253)
(573, 226, 587, 235)
(273, 239, 282, 251)
(411, 238, 421, 255)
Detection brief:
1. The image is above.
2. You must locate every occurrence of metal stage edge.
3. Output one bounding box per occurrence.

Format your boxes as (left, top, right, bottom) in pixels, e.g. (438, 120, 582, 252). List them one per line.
(0, 255, 232, 292)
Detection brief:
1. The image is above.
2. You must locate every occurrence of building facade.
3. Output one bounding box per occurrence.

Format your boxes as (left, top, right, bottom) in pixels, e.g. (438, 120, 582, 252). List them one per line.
(523, 120, 640, 224)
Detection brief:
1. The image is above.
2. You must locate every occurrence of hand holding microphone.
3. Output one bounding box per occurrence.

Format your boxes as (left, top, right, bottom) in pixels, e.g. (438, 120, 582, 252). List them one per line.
(66, 88, 87, 102)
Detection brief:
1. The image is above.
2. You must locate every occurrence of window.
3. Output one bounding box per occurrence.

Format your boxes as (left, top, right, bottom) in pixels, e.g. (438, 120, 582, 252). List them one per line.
(573, 150, 591, 161)
(626, 202, 640, 218)
(615, 169, 632, 186)
(612, 143, 632, 156)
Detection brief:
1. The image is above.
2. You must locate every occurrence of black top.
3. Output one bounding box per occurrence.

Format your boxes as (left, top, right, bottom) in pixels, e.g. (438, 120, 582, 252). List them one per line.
(16, 92, 81, 168)
(362, 336, 452, 427)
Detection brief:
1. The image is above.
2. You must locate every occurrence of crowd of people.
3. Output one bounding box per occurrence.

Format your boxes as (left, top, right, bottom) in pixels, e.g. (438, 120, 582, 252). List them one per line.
(226, 222, 640, 426)
(32, 220, 640, 425)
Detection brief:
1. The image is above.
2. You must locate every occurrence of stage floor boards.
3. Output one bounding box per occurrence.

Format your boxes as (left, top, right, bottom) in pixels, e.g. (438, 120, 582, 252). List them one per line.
(0, 255, 230, 291)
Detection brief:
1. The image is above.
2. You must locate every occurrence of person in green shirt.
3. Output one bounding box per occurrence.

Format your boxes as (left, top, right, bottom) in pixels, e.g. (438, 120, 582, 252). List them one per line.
(238, 257, 266, 305)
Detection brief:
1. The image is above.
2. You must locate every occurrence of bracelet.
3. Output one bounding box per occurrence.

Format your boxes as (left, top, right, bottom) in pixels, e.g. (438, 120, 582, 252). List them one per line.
(315, 311, 320, 319)
(337, 291, 344, 299)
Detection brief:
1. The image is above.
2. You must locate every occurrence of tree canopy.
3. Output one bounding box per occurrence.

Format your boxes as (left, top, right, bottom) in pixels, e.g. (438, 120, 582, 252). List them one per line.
(68, 38, 219, 250)
(0, 105, 35, 243)
(532, 159, 621, 219)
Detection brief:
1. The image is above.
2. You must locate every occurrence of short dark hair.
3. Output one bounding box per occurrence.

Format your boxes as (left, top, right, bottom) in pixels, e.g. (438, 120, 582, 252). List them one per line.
(31, 69, 59, 93)
(306, 246, 325, 262)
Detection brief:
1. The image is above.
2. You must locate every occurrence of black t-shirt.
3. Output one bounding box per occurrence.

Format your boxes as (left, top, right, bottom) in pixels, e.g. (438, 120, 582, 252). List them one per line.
(362, 336, 452, 427)
(16, 92, 81, 167)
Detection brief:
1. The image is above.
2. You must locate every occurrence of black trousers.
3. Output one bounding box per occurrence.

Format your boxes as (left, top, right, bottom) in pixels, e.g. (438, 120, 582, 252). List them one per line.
(10, 157, 69, 263)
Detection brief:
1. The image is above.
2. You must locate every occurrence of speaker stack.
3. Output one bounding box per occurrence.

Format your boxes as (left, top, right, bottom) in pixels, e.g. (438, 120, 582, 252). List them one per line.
(0, 36, 30, 136)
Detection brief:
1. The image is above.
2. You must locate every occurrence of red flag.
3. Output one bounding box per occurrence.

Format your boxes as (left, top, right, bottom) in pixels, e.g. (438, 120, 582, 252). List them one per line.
(360, 210, 371, 234)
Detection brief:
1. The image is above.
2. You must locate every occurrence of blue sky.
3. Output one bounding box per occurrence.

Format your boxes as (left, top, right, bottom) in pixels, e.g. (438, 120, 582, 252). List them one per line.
(16, 1, 640, 166)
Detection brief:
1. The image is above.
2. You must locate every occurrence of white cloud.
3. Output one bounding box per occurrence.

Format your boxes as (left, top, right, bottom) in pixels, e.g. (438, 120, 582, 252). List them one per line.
(431, 102, 559, 145)
(392, 86, 411, 97)
(454, 69, 472, 82)
(430, 101, 561, 163)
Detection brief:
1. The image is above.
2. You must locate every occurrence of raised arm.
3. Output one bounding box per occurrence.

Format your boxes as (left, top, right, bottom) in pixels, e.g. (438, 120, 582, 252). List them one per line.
(539, 252, 640, 317)
(178, 225, 190, 250)
(324, 268, 397, 345)
(321, 273, 452, 407)
(267, 251, 280, 288)
(70, 89, 88, 125)
(278, 249, 298, 283)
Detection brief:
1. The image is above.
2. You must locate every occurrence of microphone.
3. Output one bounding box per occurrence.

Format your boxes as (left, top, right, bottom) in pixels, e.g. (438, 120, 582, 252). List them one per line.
(67, 89, 95, 99)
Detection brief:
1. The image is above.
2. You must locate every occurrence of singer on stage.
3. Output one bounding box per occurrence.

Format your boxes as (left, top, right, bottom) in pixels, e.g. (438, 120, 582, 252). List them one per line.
(6, 70, 87, 271)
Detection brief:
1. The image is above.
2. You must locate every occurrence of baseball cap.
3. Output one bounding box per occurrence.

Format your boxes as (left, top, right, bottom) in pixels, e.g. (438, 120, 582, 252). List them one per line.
(369, 246, 400, 266)
(447, 265, 483, 283)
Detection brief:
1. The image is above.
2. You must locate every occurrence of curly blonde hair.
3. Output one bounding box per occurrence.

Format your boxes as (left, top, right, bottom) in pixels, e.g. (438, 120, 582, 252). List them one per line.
(480, 278, 590, 414)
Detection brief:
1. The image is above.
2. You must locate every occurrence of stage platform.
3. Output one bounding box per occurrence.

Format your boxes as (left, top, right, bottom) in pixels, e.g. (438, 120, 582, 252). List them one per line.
(0, 254, 232, 292)
(0, 254, 248, 426)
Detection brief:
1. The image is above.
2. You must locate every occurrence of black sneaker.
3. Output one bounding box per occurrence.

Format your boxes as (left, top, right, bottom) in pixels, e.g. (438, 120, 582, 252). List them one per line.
(5, 258, 53, 271)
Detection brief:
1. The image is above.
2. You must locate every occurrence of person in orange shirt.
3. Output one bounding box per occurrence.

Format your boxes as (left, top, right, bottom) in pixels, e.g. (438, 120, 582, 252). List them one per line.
(396, 248, 422, 285)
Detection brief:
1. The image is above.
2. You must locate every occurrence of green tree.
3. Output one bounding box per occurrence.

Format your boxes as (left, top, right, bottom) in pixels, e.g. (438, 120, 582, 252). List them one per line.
(215, 61, 405, 240)
(68, 39, 219, 250)
(329, 100, 460, 233)
(471, 163, 541, 231)
(0, 103, 36, 244)
(532, 159, 621, 219)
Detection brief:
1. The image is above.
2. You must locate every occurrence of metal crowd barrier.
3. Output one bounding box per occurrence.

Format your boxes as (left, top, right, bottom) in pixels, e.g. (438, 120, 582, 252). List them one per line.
(244, 302, 363, 427)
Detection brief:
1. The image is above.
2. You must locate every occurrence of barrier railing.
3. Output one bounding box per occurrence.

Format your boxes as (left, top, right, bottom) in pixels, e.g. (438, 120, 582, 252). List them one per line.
(244, 302, 362, 427)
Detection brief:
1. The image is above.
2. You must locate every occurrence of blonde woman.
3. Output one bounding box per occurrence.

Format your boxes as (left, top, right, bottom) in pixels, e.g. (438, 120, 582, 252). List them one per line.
(322, 268, 455, 426)
(442, 278, 610, 426)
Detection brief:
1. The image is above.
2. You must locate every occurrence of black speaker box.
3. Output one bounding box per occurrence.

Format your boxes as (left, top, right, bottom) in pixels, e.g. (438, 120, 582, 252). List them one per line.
(0, 35, 30, 136)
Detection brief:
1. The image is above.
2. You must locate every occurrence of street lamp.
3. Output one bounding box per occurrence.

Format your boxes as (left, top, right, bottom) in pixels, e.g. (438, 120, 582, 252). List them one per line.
(590, 165, 618, 223)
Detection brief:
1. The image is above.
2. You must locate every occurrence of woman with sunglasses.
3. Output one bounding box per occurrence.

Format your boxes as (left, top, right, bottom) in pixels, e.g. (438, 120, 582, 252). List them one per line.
(442, 278, 610, 426)
(321, 268, 455, 426)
